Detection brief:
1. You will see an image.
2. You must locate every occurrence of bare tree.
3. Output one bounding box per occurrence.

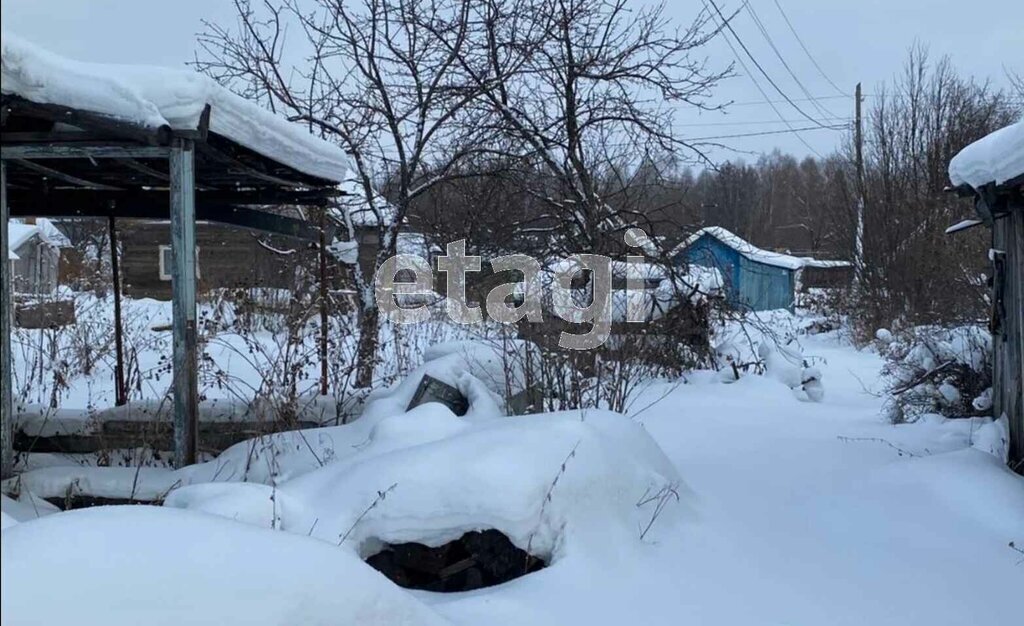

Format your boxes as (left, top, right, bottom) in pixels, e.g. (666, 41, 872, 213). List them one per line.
(852, 46, 1020, 335)
(1007, 68, 1024, 100)
(421, 0, 733, 258)
(197, 0, 496, 386)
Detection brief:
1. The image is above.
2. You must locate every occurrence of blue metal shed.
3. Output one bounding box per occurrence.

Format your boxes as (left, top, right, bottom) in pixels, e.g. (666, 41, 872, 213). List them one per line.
(671, 227, 848, 312)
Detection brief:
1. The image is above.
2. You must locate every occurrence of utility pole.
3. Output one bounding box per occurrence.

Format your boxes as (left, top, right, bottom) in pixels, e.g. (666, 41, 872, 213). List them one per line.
(853, 82, 865, 285)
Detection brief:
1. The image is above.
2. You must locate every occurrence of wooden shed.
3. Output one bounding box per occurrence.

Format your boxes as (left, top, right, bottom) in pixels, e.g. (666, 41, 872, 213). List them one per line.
(948, 120, 1023, 470)
(7, 218, 69, 294)
(671, 226, 850, 312)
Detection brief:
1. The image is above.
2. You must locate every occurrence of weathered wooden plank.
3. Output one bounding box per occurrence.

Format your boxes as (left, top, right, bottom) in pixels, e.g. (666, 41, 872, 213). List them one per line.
(7, 196, 327, 242)
(8, 158, 123, 190)
(992, 205, 1024, 471)
(1, 145, 171, 160)
(8, 188, 339, 208)
(0, 161, 13, 478)
(170, 139, 199, 468)
(13, 300, 75, 329)
(115, 157, 170, 182)
(14, 421, 321, 455)
(2, 94, 173, 145)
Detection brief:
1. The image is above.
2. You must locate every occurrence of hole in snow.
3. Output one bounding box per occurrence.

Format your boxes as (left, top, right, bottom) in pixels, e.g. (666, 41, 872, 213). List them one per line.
(364, 529, 546, 592)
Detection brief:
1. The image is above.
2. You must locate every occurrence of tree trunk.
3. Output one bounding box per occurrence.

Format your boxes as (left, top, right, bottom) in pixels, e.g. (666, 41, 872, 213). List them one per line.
(355, 303, 380, 388)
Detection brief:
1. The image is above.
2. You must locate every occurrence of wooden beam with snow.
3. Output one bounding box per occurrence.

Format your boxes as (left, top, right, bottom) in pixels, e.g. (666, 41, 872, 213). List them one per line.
(1, 95, 173, 146)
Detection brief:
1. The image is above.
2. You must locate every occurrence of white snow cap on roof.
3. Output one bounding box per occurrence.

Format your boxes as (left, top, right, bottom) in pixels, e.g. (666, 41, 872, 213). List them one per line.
(6, 220, 71, 257)
(673, 226, 850, 271)
(949, 120, 1024, 189)
(1, 33, 351, 183)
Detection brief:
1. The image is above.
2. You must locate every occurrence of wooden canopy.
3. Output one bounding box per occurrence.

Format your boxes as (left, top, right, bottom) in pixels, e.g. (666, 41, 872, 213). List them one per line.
(1, 94, 341, 239)
(0, 93, 346, 476)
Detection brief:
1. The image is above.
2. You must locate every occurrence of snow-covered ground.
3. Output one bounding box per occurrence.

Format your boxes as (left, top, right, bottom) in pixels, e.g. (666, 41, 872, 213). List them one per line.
(2, 314, 1021, 625)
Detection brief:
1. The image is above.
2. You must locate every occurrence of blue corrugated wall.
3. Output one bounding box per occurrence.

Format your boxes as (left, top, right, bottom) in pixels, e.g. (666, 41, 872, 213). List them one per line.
(675, 234, 795, 311)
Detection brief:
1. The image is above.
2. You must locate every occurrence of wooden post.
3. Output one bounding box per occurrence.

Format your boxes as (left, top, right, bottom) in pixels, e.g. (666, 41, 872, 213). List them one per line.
(853, 82, 865, 284)
(319, 211, 329, 396)
(169, 139, 198, 468)
(0, 161, 13, 478)
(108, 212, 127, 406)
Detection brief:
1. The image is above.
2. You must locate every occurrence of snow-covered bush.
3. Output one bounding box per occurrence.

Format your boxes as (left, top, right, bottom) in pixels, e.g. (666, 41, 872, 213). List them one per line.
(879, 325, 992, 423)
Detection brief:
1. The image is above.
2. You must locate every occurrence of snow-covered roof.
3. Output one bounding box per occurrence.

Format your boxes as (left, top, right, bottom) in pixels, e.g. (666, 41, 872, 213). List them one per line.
(672, 226, 850, 271)
(948, 120, 1024, 189)
(1, 33, 351, 183)
(6, 220, 71, 257)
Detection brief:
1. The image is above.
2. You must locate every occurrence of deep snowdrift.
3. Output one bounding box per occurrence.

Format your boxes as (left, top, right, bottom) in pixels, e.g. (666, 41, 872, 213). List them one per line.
(0, 506, 449, 626)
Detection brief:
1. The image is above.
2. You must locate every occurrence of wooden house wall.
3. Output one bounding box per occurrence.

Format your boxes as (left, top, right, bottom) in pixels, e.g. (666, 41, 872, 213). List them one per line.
(992, 205, 1023, 468)
(798, 265, 854, 291)
(737, 255, 794, 312)
(118, 221, 312, 300)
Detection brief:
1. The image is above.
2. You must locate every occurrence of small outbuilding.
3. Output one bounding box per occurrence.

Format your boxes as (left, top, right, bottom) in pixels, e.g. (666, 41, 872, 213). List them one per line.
(948, 120, 1023, 470)
(671, 226, 850, 312)
(7, 218, 69, 294)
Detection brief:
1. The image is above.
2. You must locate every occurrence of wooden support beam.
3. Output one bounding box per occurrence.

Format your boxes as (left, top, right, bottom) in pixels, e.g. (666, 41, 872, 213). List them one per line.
(8, 187, 340, 209)
(7, 196, 332, 242)
(1, 144, 171, 160)
(109, 214, 127, 406)
(9, 158, 122, 190)
(115, 157, 170, 182)
(195, 142, 306, 189)
(1, 131, 120, 143)
(0, 161, 12, 478)
(169, 138, 198, 468)
(319, 211, 330, 396)
(2, 95, 172, 146)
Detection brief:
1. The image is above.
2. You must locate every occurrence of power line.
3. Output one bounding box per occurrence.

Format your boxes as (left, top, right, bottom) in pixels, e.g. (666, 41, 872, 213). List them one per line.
(723, 95, 861, 106)
(772, 0, 846, 96)
(686, 125, 848, 142)
(673, 117, 851, 128)
(743, 1, 840, 120)
(700, 0, 826, 157)
(704, 0, 834, 130)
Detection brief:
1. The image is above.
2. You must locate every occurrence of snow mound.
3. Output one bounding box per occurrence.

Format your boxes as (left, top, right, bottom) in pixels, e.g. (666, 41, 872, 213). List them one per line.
(5, 341, 524, 499)
(361, 340, 525, 422)
(1, 492, 60, 522)
(274, 407, 682, 562)
(948, 120, 1024, 189)
(971, 415, 1010, 463)
(163, 405, 682, 568)
(0, 506, 448, 626)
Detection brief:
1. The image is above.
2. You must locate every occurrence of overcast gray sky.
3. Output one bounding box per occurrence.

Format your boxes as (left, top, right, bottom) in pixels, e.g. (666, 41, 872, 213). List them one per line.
(2, 0, 1020, 163)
